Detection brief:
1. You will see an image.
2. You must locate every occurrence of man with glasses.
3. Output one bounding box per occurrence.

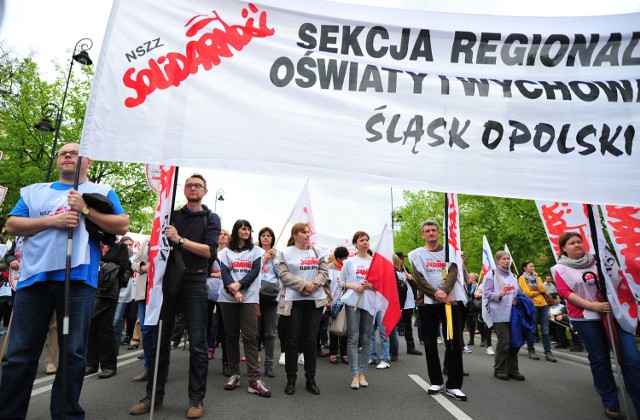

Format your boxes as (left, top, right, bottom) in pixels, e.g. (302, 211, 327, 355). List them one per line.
(0, 143, 129, 419)
(130, 174, 220, 419)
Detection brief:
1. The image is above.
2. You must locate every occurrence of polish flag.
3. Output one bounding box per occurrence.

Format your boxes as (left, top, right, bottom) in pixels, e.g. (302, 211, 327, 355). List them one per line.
(287, 180, 318, 246)
(365, 224, 401, 338)
(145, 165, 177, 325)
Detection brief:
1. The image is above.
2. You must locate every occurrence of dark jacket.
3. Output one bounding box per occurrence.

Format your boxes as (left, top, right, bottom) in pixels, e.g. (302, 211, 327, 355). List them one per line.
(96, 243, 131, 303)
(172, 205, 220, 275)
(510, 292, 536, 348)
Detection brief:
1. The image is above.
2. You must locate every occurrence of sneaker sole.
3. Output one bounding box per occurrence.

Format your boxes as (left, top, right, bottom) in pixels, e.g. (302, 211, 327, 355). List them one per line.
(248, 388, 271, 397)
(446, 390, 467, 401)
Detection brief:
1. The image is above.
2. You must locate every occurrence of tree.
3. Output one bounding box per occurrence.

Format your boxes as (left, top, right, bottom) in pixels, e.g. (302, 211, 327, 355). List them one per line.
(394, 190, 555, 275)
(0, 44, 155, 233)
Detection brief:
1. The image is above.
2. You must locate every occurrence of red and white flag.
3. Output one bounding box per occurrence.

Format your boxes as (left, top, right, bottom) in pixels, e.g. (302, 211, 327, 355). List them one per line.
(481, 236, 496, 281)
(145, 165, 177, 326)
(602, 205, 640, 300)
(445, 193, 467, 303)
(287, 181, 318, 246)
(365, 224, 400, 338)
(535, 201, 638, 333)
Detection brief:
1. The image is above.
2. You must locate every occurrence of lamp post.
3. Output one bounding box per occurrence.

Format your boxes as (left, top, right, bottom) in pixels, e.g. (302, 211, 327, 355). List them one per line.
(34, 38, 93, 182)
(214, 189, 225, 213)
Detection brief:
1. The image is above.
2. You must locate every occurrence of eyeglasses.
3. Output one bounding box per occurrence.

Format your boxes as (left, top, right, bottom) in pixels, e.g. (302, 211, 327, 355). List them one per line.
(185, 183, 205, 190)
(57, 150, 80, 157)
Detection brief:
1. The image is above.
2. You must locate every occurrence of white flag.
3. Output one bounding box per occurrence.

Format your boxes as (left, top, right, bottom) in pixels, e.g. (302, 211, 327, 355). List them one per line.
(287, 181, 318, 246)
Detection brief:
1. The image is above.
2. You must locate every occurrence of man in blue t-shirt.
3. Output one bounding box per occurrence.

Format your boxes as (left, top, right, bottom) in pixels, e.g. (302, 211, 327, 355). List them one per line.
(0, 143, 129, 419)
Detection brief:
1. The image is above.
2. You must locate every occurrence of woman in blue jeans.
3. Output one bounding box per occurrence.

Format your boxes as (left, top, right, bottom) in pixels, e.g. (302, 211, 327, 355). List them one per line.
(552, 231, 640, 420)
(340, 231, 376, 389)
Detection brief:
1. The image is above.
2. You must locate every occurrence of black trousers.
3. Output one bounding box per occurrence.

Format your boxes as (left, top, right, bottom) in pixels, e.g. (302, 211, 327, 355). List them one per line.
(284, 301, 322, 380)
(402, 308, 417, 350)
(87, 299, 118, 370)
(418, 304, 463, 389)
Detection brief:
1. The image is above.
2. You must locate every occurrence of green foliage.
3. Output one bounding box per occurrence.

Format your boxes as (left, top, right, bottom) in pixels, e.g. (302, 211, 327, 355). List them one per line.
(0, 44, 155, 234)
(394, 190, 555, 275)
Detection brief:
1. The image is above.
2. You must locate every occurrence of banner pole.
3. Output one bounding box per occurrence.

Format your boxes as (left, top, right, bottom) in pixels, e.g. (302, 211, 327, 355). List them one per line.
(442, 194, 453, 344)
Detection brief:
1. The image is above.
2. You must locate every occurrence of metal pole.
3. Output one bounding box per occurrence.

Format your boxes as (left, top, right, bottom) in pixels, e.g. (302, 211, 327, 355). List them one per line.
(391, 187, 394, 231)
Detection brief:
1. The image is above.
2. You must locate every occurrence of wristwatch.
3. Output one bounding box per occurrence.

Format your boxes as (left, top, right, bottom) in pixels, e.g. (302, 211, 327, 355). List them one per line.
(178, 237, 185, 246)
(81, 206, 90, 215)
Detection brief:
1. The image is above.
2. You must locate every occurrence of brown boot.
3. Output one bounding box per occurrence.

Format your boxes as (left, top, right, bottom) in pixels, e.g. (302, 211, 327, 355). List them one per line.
(129, 397, 163, 415)
(186, 400, 204, 419)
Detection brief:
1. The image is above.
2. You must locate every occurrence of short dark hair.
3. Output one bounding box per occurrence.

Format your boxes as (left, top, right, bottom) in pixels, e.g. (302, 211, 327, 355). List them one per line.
(258, 227, 275, 248)
(120, 236, 133, 245)
(521, 261, 532, 271)
(558, 231, 583, 256)
(421, 220, 439, 231)
(334, 246, 349, 260)
(352, 231, 369, 245)
(187, 173, 207, 189)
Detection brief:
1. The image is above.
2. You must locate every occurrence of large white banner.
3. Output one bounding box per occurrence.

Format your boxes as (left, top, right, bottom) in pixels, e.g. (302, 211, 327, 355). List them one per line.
(81, 0, 640, 205)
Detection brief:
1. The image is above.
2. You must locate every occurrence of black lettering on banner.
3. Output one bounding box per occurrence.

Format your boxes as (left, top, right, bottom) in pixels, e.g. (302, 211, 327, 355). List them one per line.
(386, 114, 403, 143)
(594, 33, 622, 66)
(342, 25, 365, 56)
(296, 52, 317, 88)
(576, 124, 598, 155)
(427, 118, 446, 147)
(482, 121, 503, 149)
(566, 34, 600, 66)
(477, 32, 501, 65)
(407, 72, 428, 93)
(599, 125, 624, 156)
(404, 116, 424, 154)
(359, 65, 384, 92)
(502, 33, 528, 65)
(410, 30, 434, 61)
(318, 58, 349, 89)
(556, 124, 574, 154)
(270, 56, 294, 87)
(439, 75, 450, 95)
(527, 34, 542, 66)
(390, 28, 411, 60)
(451, 31, 476, 63)
(539, 81, 572, 100)
(297, 23, 317, 49)
(365, 105, 386, 142)
(381, 67, 399, 92)
(533, 123, 555, 153)
(490, 79, 513, 97)
(457, 77, 490, 96)
(539, 34, 570, 67)
(622, 32, 640, 65)
(449, 118, 471, 149)
(569, 81, 599, 102)
(515, 80, 543, 99)
(366, 26, 388, 58)
(509, 120, 530, 151)
(594, 80, 634, 102)
(319, 25, 340, 53)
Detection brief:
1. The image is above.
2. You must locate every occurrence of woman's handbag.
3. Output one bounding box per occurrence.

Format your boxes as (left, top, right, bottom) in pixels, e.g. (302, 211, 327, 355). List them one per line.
(329, 301, 348, 336)
(541, 292, 555, 306)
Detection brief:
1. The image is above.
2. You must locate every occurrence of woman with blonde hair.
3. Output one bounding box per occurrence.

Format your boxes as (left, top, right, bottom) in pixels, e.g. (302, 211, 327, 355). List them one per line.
(277, 223, 328, 396)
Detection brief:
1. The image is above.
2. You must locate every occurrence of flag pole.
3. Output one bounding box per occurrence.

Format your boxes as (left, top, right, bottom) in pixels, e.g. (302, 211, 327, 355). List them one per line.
(586, 204, 630, 419)
(59, 156, 83, 420)
(442, 193, 453, 343)
(275, 180, 309, 249)
(507, 245, 519, 275)
(150, 166, 179, 420)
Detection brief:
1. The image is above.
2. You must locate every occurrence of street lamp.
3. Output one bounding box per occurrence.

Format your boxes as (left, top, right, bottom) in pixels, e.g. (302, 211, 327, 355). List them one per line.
(214, 189, 224, 213)
(34, 38, 93, 182)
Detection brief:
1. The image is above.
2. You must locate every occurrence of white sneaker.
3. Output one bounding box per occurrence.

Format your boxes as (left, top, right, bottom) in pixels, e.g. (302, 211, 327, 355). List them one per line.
(486, 346, 495, 355)
(463, 346, 472, 354)
(437, 337, 444, 344)
(376, 361, 390, 369)
(427, 384, 444, 395)
(297, 354, 304, 365)
(368, 358, 376, 365)
(446, 388, 467, 401)
(278, 353, 285, 366)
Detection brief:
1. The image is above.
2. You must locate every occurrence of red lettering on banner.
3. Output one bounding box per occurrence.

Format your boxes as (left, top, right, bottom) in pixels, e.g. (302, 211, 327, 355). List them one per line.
(123, 3, 275, 108)
(605, 206, 640, 288)
(540, 202, 591, 256)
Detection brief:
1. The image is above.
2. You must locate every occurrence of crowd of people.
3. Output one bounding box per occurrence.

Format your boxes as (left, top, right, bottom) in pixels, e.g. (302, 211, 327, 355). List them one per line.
(0, 151, 637, 419)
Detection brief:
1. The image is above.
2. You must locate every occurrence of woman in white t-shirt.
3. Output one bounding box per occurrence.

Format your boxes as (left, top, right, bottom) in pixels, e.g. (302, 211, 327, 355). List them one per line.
(340, 231, 376, 390)
(277, 223, 328, 396)
(219, 220, 270, 397)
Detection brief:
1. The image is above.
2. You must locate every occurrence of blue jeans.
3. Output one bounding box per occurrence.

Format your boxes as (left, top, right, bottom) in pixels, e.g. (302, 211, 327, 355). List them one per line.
(346, 306, 373, 377)
(146, 275, 209, 400)
(0, 281, 95, 420)
(370, 310, 390, 363)
(137, 300, 156, 372)
(572, 319, 640, 414)
(526, 305, 551, 354)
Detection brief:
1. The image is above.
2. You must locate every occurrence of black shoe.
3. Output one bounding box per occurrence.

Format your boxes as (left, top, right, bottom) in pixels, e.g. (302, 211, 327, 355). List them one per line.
(494, 372, 509, 381)
(479, 341, 486, 347)
(137, 354, 144, 360)
(121, 336, 131, 345)
(390, 355, 399, 362)
(222, 361, 231, 377)
(508, 373, 526, 381)
(463, 371, 470, 377)
(264, 366, 276, 378)
(407, 348, 423, 356)
(98, 369, 116, 379)
(284, 379, 296, 395)
(467, 340, 474, 346)
(305, 379, 320, 395)
(85, 366, 98, 375)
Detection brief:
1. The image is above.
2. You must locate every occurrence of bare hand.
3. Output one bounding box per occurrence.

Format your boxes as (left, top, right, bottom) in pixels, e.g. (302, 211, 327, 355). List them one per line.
(234, 292, 244, 304)
(165, 225, 180, 243)
(434, 289, 448, 302)
(66, 190, 87, 213)
(499, 288, 506, 298)
(362, 280, 374, 291)
(592, 301, 611, 313)
(9, 260, 20, 270)
(53, 211, 80, 229)
(303, 281, 316, 294)
(228, 282, 241, 294)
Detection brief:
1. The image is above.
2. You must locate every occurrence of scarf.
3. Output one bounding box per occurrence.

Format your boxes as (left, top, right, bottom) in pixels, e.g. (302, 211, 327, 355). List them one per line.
(523, 272, 537, 288)
(334, 259, 343, 271)
(557, 253, 596, 269)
